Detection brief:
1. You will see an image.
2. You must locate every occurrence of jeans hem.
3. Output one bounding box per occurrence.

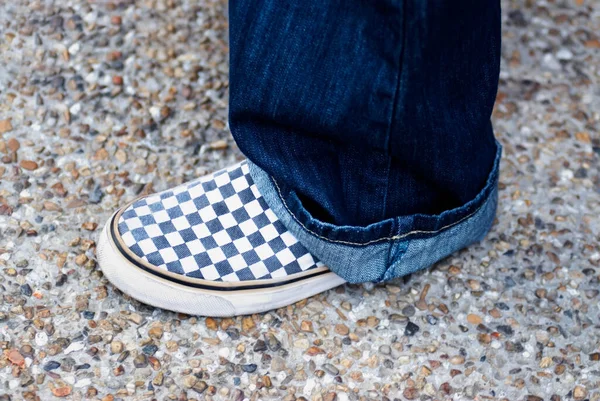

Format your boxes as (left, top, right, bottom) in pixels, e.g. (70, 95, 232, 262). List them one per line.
(248, 142, 502, 283)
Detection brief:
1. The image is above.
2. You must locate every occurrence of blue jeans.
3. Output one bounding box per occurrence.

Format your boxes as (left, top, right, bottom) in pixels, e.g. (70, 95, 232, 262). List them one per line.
(229, 1, 502, 283)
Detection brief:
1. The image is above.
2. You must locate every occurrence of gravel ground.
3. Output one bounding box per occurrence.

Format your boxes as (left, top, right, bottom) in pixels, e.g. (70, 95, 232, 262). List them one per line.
(1, 1, 599, 400)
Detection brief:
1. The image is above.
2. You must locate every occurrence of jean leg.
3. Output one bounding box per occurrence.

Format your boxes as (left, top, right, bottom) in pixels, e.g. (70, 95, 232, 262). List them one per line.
(229, 0, 501, 228)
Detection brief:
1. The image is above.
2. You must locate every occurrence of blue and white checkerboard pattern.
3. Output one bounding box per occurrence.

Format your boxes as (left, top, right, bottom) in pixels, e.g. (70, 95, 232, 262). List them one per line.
(117, 161, 323, 282)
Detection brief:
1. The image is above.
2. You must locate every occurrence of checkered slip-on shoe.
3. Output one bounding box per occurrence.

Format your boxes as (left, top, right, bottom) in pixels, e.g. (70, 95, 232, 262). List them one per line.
(97, 160, 345, 316)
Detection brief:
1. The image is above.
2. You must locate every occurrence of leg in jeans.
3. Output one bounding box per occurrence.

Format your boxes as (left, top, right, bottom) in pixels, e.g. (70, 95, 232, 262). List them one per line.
(99, 0, 502, 315)
(230, 1, 502, 282)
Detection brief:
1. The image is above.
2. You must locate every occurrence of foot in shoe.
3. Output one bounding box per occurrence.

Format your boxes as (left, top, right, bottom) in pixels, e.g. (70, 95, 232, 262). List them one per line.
(97, 160, 345, 316)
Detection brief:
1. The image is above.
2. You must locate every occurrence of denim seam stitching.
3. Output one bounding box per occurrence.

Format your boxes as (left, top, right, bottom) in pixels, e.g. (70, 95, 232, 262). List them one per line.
(380, 234, 396, 282)
(381, 240, 409, 282)
(270, 174, 489, 247)
(381, 0, 407, 220)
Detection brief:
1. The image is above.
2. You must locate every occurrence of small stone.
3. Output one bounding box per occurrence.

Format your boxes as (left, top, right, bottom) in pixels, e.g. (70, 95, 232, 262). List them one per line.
(8, 350, 25, 367)
(181, 85, 193, 99)
(205, 317, 218, 330)
(366, 316, 380, 327)
(89, 185, 104, 204)
(379, 345, 391, 355)
(127, 313, 143, 325)
(142, 344, 158, 356)
(56, 274, 68, 286)
(110, 341, 124, 354)
(220, 318, 235, 330)
(51, 384, 72, 398)
(152, 371, 164, 386)
(539, 357, 553, 368)
(16, 260, 29, 268)
(20, 284, 33, 296)
(75, 254, 88, 266)
(420, 366, 432, 376)
(271, 356, 286, 372)
(114, 149, 127, 163)
(489, 308, 502, 318)
(265, 333, 281, 351)
(450, 356, 465, 365)
(467, 314, 482, 325)
(323, 392, 337, 401)
(81, 222, 98, 231)
(322, 363, 339, 376)
(300, 320, 313, 332)
(60, 357, 76, 372)
(390, 314, 408, 323)
(44, 361, 61, 371)
(0, 204, 13, 216)
(183, 375, 197, 388)
(294, 338, 309, 349)
(148, 325, 163, 339)
(44, 201, 62, 211)
(35, 331, 48, 346)
(306, 346, 326, 356)
(148, 356, 161, 370)
(253, 340, 267, 352)
(495, 302, 510, 311)
(535, 331, 550, 344)
(335, 324, 349, 336)
(402, 305, 416, 317)
(231, 389, 244, 401)
(340, 301, 352, 311)
(496, 325, 514, 336)
(573, 386, 587, 400)
(405, 322, 420, 337)
(403, 387, 418, 400)
(20, 345, 33, 358)
(242, 317, 255, 331)
(226, 327, 240, 340)
(0, 119, 13, 133)
(192, 381, 208, 394)
(209, 139, 228, 150)
(113, 365, 125, 376)
(7, 138, 19, 152)
(20, 160, 39, 171)
(133, 354, 147, 368)
(505, 341, 524, 353)
(160, 106, 171, 120)
(261, 375, 272, 388)
(241, 363, 257, 373)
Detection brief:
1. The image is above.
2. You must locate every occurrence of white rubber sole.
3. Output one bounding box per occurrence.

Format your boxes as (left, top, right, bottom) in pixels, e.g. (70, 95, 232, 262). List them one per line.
(97, 219, 346, 316)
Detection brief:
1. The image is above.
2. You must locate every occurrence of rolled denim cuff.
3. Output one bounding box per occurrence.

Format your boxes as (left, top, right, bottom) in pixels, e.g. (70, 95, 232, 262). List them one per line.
(248, 142, 502, 283)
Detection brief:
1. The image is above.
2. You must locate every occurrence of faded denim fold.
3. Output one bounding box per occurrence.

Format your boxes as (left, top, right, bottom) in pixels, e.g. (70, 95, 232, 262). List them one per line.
(248, 143, 501, 283)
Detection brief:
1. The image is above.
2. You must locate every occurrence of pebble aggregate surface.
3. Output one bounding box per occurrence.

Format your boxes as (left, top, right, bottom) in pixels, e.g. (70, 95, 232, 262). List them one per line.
(1, 0, 600, 400)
